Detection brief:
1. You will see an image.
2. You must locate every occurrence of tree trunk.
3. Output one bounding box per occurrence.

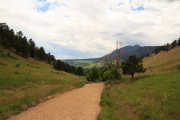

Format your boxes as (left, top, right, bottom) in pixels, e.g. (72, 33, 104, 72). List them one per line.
(131, 73, 134, 79)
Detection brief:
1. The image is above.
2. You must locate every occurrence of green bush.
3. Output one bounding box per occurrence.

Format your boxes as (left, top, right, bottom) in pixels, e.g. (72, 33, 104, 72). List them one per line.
(103, 68, 121, 81)
(0, 50, 6, 57)
(98, 67, 108, 81)
(86, 67, 121, 82)
(86, 67, 99, 82)
(177, 65, 180, 70)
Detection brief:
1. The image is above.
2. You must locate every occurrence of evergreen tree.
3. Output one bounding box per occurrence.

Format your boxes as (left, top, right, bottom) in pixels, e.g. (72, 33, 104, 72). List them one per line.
(171, 40, 178, 48)
(178, 38, 180, 46)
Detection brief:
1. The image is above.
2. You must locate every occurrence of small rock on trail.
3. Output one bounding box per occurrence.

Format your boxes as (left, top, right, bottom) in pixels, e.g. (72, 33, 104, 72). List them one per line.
(8, 83, 104, 120)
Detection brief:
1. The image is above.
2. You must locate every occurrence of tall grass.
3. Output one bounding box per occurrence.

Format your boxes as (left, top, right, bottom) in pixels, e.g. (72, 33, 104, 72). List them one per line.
(99, 71, 180, 120)
(0, 49, 86, 119)
(143, 47, 180, 73)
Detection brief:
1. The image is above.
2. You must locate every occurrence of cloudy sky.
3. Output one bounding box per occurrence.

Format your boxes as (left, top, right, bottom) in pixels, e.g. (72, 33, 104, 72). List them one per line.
(0, 0, 180, 59)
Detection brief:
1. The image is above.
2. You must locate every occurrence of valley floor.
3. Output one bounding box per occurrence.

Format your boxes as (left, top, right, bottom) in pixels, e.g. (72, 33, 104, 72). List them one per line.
(8, 83, 104, 120)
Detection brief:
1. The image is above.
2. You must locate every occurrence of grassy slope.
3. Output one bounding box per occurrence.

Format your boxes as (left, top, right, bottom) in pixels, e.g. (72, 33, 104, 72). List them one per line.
(99, 46, 180, 120)
(0, 48, 86, 120)
(143, 47, 180, 73)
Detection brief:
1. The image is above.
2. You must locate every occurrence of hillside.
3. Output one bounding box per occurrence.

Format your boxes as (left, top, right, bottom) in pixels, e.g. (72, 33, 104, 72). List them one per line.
(143, 46, 180, 73)
(99, 46, 180, 120)
(103, 45, 159, 60)
(0, 47, 86, 120)
(0, 23, 83, 76)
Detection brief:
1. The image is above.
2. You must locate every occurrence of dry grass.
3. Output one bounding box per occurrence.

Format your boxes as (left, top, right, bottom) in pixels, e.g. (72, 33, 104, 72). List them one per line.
(0, 48, 86, 119)
(143, 46, 180, 73)
(99, 46, 180, 120)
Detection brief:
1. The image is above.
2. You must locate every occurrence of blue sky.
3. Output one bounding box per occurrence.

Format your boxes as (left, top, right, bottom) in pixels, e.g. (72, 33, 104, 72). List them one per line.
(47, 42, 97, 59)
(0, 0, 180, 59)
(37, 2, 50, 12)
(129, 0, 145, 11)
(36, 0, 60, 12)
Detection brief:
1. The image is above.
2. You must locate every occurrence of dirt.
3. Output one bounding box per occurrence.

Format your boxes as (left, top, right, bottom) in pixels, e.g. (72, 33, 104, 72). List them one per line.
(8, 83, 104, 120)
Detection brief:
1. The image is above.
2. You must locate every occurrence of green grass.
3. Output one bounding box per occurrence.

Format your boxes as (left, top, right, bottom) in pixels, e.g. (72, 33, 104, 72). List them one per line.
(0, 49, 87, 120)
(99, 46, 180, 120)
(65, 59, 103, 68)
(99, 71, 180, 120)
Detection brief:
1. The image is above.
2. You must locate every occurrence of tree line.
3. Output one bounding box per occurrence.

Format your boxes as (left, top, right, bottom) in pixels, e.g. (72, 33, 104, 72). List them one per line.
(0, 23, 83, 76)
(86, 54, 145, 83)
(152, 39, 180, 55)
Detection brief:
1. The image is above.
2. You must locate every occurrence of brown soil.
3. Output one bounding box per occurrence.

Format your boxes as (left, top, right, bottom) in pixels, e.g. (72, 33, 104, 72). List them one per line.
(8, 83, 104, 120)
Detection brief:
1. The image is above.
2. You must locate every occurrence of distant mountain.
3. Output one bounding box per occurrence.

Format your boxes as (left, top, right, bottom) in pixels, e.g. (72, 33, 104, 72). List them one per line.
(103, 45, 159, 60)
(64, 45, 159, 68)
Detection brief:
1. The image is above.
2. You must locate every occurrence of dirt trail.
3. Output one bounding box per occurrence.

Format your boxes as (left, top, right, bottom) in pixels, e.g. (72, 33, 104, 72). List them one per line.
(8, 83, 104, 120)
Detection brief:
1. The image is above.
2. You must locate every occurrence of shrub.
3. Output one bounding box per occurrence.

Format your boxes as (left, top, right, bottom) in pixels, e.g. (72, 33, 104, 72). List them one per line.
(0, 50, 6, 57)
(86, 67, 121, 82)
(7, 52, 10, 57)
(103, 68, 121, 81)
(177, 65, 180, 70)
(76, 67, 84, 76)
(98, 67, 108, 81)
(86, 67, 99, 82)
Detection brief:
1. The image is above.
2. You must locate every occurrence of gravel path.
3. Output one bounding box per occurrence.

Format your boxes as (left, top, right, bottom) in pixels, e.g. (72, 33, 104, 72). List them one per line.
(8, 83, 104, 120)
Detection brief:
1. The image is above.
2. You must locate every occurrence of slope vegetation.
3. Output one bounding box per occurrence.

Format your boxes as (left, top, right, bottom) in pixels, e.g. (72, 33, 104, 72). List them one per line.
(143, 46, 180, 73)
(0, 48, 86, 120)
(64, 58, 103, 68)
(99, 46, 180, 120)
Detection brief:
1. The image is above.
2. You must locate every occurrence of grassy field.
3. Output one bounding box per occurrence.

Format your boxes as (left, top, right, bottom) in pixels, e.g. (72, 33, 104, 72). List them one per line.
(64, 59, 103, 68)
(0, 48, 86, 120)
(98, 46, 180, 120)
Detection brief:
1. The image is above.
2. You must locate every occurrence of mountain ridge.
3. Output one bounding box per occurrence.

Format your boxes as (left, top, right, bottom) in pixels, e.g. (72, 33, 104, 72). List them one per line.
(104, 45, 159, 60)
(64, 45, 159, 68)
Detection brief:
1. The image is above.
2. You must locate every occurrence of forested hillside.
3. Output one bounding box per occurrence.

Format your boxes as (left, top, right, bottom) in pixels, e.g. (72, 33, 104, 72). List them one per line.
(0, 23, 84, 75)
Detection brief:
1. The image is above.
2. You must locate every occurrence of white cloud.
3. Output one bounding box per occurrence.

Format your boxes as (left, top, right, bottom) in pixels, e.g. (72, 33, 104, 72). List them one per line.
(0, 0, 180, 59)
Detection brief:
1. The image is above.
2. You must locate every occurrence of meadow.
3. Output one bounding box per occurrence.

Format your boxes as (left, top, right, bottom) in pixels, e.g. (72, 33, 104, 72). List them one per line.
(65, 59, 103, 68)
(0, 48, 86, 120)
(98, 47, 180, 120)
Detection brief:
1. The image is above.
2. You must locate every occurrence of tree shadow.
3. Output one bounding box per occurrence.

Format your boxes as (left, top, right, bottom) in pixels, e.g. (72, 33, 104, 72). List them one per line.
(126, 74, 152, 83)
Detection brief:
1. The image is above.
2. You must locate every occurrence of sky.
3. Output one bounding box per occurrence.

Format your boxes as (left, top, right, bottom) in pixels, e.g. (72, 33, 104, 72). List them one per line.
(0, 0, 180, 59)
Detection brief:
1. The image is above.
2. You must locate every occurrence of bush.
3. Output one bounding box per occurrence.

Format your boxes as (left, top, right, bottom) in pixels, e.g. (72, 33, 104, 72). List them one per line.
(0, 50, 6, 57)
(103, 68, 121, 81)
(98, 67, 108, 81)
(86, 67, 121, 82)
(177, 65, 180, 70)
(86, 67, 99, 82)
(76, 67, 84, 76)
